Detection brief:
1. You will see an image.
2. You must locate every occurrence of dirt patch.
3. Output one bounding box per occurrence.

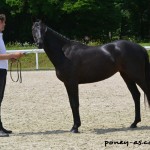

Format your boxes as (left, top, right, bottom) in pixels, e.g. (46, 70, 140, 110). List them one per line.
(0, 71, 150, 150)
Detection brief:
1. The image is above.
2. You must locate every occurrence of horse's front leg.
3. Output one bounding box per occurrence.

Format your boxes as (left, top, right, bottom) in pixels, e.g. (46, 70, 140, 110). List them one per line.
(64, 81, 81, 133)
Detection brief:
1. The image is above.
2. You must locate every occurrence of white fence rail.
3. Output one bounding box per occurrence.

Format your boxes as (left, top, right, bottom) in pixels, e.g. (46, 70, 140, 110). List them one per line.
(144, 46, 150, 50)
(6, 46, 150, 70)
(7, 49, 44, 70)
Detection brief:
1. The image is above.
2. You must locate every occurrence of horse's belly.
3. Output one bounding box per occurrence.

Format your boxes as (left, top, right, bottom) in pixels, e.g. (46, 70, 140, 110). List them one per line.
(78, 67, 117, 84)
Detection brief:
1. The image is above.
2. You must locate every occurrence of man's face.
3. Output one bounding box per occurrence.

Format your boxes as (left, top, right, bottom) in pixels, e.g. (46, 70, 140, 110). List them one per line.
(0, 20, 6, 32)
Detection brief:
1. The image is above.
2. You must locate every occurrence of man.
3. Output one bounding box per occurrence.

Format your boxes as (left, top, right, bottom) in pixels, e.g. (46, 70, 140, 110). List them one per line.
(0, 14, 24, 137)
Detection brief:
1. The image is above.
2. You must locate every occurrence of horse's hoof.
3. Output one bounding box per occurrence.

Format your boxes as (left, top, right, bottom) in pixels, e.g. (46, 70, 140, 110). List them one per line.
(130, 124, 137, 128)
(70, 128, 79, 133)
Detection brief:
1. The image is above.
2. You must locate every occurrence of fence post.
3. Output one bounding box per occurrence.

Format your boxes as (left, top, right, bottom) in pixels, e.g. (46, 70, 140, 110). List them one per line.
(35, 52, 39, 70)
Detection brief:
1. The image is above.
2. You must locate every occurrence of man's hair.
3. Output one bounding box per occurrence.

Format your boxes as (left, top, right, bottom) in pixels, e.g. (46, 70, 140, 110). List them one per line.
(0, 14, 6, 21)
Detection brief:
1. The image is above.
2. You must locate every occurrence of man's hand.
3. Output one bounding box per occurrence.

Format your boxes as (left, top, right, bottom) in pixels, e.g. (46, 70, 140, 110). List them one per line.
(10, 52, 24, 59)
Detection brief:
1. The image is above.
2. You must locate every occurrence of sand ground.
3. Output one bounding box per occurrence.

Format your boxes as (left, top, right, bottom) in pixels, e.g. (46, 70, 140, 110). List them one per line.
(0, 71, 150, 150)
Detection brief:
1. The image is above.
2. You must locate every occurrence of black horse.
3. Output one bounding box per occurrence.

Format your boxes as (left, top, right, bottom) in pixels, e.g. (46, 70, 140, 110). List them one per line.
(32, 20, 150, 133)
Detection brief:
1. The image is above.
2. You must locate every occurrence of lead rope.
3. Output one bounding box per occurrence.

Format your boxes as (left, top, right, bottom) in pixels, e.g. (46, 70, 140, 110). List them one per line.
(10, 59, 22, 83)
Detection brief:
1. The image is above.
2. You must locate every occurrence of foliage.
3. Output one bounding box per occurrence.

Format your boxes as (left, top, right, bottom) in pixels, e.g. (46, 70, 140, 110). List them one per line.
(0, 0, 149, 43)
(61, 0, 121, 41)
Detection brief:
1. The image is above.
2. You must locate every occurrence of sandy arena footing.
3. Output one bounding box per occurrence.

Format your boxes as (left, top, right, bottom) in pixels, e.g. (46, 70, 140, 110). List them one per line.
(0, 71, 150, 150)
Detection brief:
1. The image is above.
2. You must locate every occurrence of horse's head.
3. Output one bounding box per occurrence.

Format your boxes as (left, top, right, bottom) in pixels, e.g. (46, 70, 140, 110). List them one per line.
(32, 20, 47, 48)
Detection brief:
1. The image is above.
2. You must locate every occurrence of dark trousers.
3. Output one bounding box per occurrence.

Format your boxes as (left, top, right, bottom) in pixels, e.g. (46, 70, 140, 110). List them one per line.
(0, 69, 7, 128)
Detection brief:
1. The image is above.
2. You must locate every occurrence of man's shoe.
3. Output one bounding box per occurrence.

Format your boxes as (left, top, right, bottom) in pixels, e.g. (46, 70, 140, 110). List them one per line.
(2, 127, 12, 134)
(0, 130, 9, 137)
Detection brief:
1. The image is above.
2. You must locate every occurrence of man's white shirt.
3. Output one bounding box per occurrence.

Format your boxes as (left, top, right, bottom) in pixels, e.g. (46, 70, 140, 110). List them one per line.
(0, 33, 8, 70)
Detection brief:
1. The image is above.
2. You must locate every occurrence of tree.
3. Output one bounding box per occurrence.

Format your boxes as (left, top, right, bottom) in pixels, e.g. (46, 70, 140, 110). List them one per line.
(5, 0, 64, 42)
(62, 0, 122, 41)
(5, 0, 122, 42)
(0, 0, 149, 43)
(117, 0, 150, 40)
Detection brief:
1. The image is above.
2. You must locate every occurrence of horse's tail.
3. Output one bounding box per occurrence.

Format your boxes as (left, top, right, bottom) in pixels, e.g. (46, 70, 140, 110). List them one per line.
(144, 52, 150, 107)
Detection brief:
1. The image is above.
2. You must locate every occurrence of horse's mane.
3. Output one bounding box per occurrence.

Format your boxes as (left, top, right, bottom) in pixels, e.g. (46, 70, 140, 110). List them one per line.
(47, 26, 70, 42)
(46, 25, 87, 47)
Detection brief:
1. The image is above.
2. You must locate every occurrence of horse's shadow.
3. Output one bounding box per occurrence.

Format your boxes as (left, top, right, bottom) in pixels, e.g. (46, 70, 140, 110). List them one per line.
(13, 130, 69, 137)
(94, 126, 150, 134)
(12, 126, 150, 136)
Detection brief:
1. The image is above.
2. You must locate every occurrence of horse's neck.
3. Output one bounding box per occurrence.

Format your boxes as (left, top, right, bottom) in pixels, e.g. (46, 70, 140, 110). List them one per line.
(44, 29, 69, 68)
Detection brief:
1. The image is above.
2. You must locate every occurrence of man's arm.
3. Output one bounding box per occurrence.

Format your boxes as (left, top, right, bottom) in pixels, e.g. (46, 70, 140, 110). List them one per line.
(0, 52, 24, 60)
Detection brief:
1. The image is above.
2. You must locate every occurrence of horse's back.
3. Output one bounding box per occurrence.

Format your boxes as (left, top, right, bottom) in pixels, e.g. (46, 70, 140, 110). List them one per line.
(65, 40, 147, 60)
(63, 40, 148, 83)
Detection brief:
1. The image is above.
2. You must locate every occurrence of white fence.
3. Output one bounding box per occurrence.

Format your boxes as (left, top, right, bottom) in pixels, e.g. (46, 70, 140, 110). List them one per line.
(6, 46, 150, 70)
(7, 49, 44, 70)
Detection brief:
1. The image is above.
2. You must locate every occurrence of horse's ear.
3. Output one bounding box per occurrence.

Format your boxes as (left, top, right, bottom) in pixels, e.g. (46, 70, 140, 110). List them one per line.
(38, 20, 45, 25)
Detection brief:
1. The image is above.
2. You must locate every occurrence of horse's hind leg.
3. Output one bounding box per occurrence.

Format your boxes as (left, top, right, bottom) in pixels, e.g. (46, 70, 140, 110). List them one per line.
(120, 72, 141, 128)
